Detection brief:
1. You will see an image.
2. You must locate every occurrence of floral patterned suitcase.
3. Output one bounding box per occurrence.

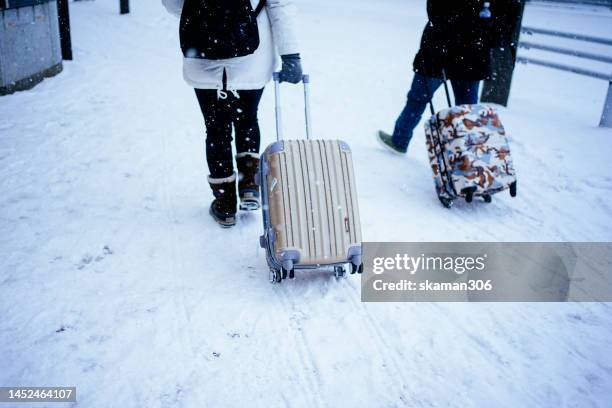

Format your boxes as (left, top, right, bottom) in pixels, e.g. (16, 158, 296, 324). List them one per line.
(425, 103, 518, 208)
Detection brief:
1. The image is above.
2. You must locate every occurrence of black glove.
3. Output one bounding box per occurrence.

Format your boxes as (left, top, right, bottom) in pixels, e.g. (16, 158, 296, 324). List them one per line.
(279, 54, 303, 84)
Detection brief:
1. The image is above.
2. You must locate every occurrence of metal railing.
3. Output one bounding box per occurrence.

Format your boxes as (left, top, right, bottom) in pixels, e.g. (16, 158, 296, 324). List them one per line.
(517, 25, 612, 127)
(526, 0, 612, 7)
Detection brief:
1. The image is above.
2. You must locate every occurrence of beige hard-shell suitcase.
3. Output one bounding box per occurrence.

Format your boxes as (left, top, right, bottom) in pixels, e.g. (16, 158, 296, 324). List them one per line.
(258, 73, 362, 283)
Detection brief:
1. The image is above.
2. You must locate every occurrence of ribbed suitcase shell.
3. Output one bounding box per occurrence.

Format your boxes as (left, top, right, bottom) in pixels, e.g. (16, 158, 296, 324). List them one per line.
(260, 139, 361, 269)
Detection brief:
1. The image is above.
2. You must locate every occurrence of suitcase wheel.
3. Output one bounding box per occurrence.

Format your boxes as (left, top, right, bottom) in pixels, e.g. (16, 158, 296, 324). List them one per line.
(350, 263, 364, 275)
(509, 181, 517, 197)
(439, 196, 453, 209)
(269, 268, 282, 284)
(462, 187, 477, 203)
(334, 265, 347, 279)
(483, 194, 492, 203)
(281, 267, 294, 280)
(270, 267, 294, 283)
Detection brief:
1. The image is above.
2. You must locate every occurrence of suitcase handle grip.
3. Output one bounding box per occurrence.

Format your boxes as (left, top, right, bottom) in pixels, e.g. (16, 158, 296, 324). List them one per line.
(273, 72, 312, 141)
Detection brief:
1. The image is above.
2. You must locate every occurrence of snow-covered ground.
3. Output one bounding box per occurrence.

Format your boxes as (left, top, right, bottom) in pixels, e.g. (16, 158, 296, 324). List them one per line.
(1, 0, 612, 406)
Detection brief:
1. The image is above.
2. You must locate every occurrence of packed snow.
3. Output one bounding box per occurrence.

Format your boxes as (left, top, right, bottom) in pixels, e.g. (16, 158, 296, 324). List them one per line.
(1, 0, 611, 407)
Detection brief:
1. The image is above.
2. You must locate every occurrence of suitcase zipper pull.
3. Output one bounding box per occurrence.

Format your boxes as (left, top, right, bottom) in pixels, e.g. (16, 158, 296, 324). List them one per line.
(270, 177, 278, 192)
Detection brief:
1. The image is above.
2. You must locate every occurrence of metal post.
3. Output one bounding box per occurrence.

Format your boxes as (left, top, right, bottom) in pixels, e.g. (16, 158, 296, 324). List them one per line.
(481, 0, 526, 106)
(120, 0, 129, 14)
(482, 47, 514, 105)
(56, 0, 72, 60)
(600, 80, 612, 128)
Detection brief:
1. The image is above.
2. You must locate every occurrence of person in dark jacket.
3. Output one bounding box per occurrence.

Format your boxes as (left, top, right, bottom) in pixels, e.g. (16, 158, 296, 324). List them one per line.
(378, 0, 521, 154)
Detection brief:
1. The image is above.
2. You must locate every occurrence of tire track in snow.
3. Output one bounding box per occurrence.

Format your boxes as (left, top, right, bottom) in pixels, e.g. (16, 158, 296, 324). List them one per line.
(157, 131, 209, 404)
(274, 274, 413, 407)
(342, 279, 414, 406)
(276, 286, 327, 408)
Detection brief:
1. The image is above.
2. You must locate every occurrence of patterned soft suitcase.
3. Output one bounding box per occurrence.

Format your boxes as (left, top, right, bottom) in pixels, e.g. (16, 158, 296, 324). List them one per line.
(258, 73, 363, 283)
(424, 81, 517, 208)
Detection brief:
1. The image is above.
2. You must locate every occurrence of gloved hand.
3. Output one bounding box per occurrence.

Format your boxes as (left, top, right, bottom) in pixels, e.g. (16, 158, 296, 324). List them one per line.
(279, 54, 303, 84)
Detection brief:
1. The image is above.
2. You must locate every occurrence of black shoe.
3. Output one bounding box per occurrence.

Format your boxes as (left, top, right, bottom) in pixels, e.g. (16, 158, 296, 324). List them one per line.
(377, 130, 407, 155)
(209, 203, 236, 227)
(208, 173, 237, 227)
(236, 153, 261, 211)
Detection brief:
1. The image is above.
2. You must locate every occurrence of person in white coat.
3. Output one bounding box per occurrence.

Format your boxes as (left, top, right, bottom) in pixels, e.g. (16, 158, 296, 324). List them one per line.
(162, 0, 302, 227)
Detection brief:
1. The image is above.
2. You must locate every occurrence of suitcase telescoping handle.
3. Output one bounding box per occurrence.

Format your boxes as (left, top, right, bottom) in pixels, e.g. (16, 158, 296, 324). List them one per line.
(425, 69, 458, 198)
(272, 72, 312, 141)
(426, 69, 453, 116)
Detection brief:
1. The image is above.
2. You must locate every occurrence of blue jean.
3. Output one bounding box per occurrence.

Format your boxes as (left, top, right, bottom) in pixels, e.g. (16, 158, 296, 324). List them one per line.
(392, 74, 480, 151)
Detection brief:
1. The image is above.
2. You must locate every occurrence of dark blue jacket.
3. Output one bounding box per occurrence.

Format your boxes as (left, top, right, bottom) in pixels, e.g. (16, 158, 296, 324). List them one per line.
(413, 0, 522, 80)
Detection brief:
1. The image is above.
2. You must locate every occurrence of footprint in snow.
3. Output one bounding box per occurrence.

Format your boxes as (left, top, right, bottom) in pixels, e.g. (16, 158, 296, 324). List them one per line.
(56, 324, 74, 333)
(76, 246, 114, 269)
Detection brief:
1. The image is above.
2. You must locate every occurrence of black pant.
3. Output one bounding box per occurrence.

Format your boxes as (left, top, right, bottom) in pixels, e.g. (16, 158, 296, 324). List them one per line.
(195, 88, 264, 179)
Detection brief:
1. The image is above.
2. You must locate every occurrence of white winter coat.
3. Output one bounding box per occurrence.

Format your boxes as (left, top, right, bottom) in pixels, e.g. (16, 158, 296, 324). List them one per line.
(162, 0, 299, 90)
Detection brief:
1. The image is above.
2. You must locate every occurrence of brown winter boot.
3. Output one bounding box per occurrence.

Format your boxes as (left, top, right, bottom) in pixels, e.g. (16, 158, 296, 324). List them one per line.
(236, 153, 260, 211)
(208, 173, 237, 228)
